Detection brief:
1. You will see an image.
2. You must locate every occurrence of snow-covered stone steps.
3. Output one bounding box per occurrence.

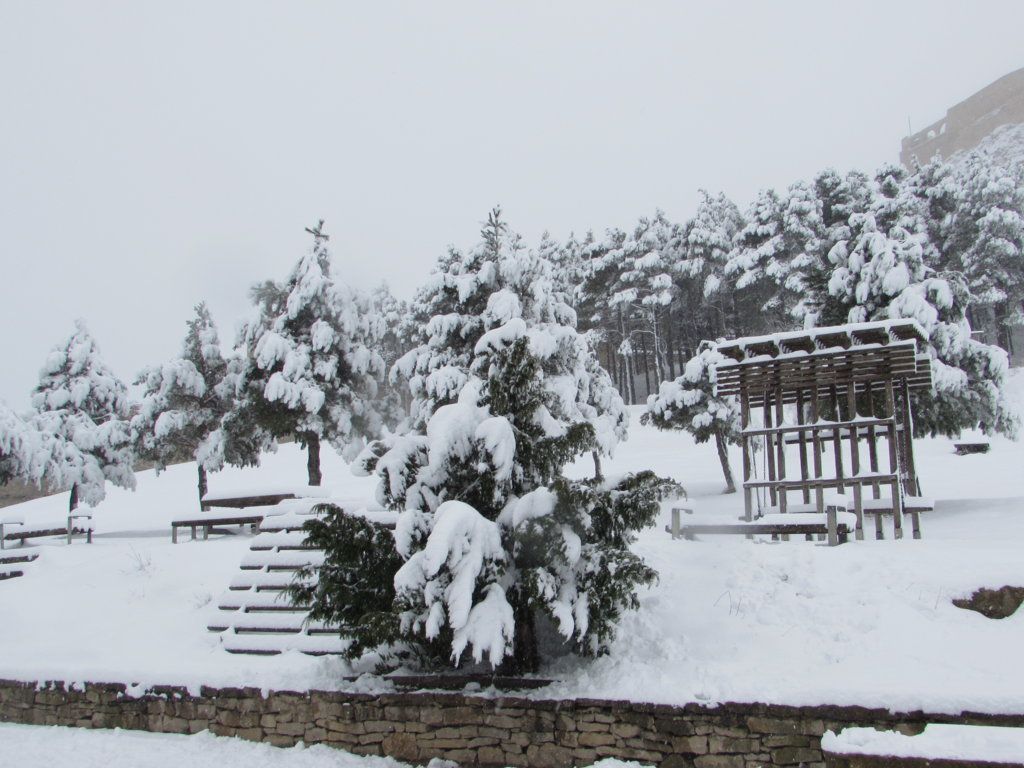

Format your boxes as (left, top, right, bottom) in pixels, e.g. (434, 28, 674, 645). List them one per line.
(210, 612, 338, 634)
(0, 551, 39, 581)
(248, 530, 313, 551)
(217, 589, 309, 611)
(211, 499, 396, 655)
(209, 502, 343, 655)
(228, 570, 311, 591)
(219, 630, 348, 656)
(238, 549, 325, 570)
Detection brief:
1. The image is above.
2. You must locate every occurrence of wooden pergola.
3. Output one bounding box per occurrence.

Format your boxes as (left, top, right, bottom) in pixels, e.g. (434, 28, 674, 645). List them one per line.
(714, 319, 933, 541)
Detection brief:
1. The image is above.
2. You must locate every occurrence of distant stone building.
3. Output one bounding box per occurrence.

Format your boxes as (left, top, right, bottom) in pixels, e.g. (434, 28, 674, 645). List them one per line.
(901, 67, 1024, 167)
(901, 68, 1024, 365)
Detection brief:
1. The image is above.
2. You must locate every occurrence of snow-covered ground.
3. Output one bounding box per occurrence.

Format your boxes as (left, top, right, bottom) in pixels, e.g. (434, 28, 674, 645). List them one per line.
(0, 723, 651, 768)
(1, 381, 1024, 714)
(0, 722, 409, 768)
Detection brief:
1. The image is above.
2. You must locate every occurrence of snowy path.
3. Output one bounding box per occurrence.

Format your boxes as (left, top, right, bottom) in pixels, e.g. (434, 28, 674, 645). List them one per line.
(0, 391, 1023, 714)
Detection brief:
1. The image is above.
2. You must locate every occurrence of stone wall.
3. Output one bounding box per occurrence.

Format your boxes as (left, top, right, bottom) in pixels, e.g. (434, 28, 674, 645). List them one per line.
(2, 678, 1023, 768)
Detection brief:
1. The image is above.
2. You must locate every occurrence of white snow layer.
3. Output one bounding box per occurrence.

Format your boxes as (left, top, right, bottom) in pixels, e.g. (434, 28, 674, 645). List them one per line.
(0, 722, 411, 768)
(823, 724, 1024, 762)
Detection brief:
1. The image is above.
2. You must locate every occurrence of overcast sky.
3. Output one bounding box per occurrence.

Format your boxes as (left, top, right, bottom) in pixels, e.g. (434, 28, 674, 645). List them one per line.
(1, 1, 1023, 408)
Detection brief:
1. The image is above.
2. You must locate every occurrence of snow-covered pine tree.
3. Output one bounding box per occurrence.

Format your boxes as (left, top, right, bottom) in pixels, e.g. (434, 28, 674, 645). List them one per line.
(644, 342, 740, 492)
(369, 282, 415, 423)
(871, 163, 911, 236)
(0, 403, 32, 485)
(606, 212, 677, 387)
(797, 169, 875, 325)
(950, 152, 1024, 350)
(132, 303, 230, 506)
(31, 320, 136, 511)
(822, 210, 1018, 437)
(776, 180, 825, 321)
(878, 156, 960, 280)
(353, 210, 674, 672)
(577, 226, 640, 403)
(724, 182, 824, 332)
(672, 191, 745, 338)
(228, 221, 386, 485)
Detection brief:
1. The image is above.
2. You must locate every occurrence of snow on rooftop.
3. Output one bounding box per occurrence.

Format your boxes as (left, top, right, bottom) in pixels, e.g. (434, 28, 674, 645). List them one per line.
(714, 319, 929, 360)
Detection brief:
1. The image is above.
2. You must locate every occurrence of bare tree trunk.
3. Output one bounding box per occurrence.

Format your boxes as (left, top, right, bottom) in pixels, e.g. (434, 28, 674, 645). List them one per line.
(714, 429, 736, 494)
(638, 332, 652, 399)
(500, 596, 540, 675)
(197, 465, 208, 509)
(622, 352, 630, 405)
(592, 450, 603, 482)
(665, 307, 677, 379)
(305, 432, 322, 487)
(617, 307, 635, 404)
(68, 483, 79, 514)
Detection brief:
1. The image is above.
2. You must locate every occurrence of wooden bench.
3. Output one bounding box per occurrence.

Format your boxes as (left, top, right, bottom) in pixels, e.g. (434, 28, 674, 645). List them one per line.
(200, 492, 300, 511)
(171, 506, 274, 543)
(762, 497, 934, 540)
(1, 513, 93, 549)
(173, 490, 336, 543)
(954, 442, 990, 456)
(668, 506, 854, 546)
(0, 551, 40, 581)
(822, 724, 1024, 767)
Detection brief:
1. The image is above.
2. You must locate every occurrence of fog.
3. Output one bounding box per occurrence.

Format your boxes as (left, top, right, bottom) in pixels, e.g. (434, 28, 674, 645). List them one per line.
(2, 1, 1022, 406)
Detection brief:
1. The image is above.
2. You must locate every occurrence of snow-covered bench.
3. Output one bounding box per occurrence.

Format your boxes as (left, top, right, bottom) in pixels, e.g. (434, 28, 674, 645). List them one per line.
(0, 511, 93, 549)
(199, 485, 330, 511)
(171, 504, 282, 543)
(822, 724, 1024, 767)
(173, 486, 331, 542)
(763, 496, 934, 539)
(954, 442, 990, 456)
(0, 550, 40, 581)
(668, 504, 855, 546)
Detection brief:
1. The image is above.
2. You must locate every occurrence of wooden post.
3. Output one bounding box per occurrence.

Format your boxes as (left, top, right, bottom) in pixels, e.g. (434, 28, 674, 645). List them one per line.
(826, 503, 839, 547)
(810, 386, 824, 516)
(741, 389, 752, 524)
(900, 379, 922, 540)
(775, 384, 787, 515)
(796, 388, 810, 504)
(899, 377, 921, 499)
(864, 381, 881, 502)
(830, 384, 845, 494)
(846, 383, 864, 541)
(884, 379, 904, 540)
(764, 392, 777, 508)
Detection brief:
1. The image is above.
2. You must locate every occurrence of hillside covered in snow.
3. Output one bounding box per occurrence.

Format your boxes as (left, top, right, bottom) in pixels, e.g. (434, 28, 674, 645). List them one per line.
(2, 379, 1024, 715)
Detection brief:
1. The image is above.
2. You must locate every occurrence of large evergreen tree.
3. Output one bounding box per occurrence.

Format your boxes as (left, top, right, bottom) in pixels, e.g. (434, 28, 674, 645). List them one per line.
(227, 222, 386, 485)
(821, 212, 1017, 437)
(952, 153, 1024, 350)
(133, 303, 230, 505)
(0, 403, 34, 486)
(347, 210, 675, 672)
(31, 321, 136, 511)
